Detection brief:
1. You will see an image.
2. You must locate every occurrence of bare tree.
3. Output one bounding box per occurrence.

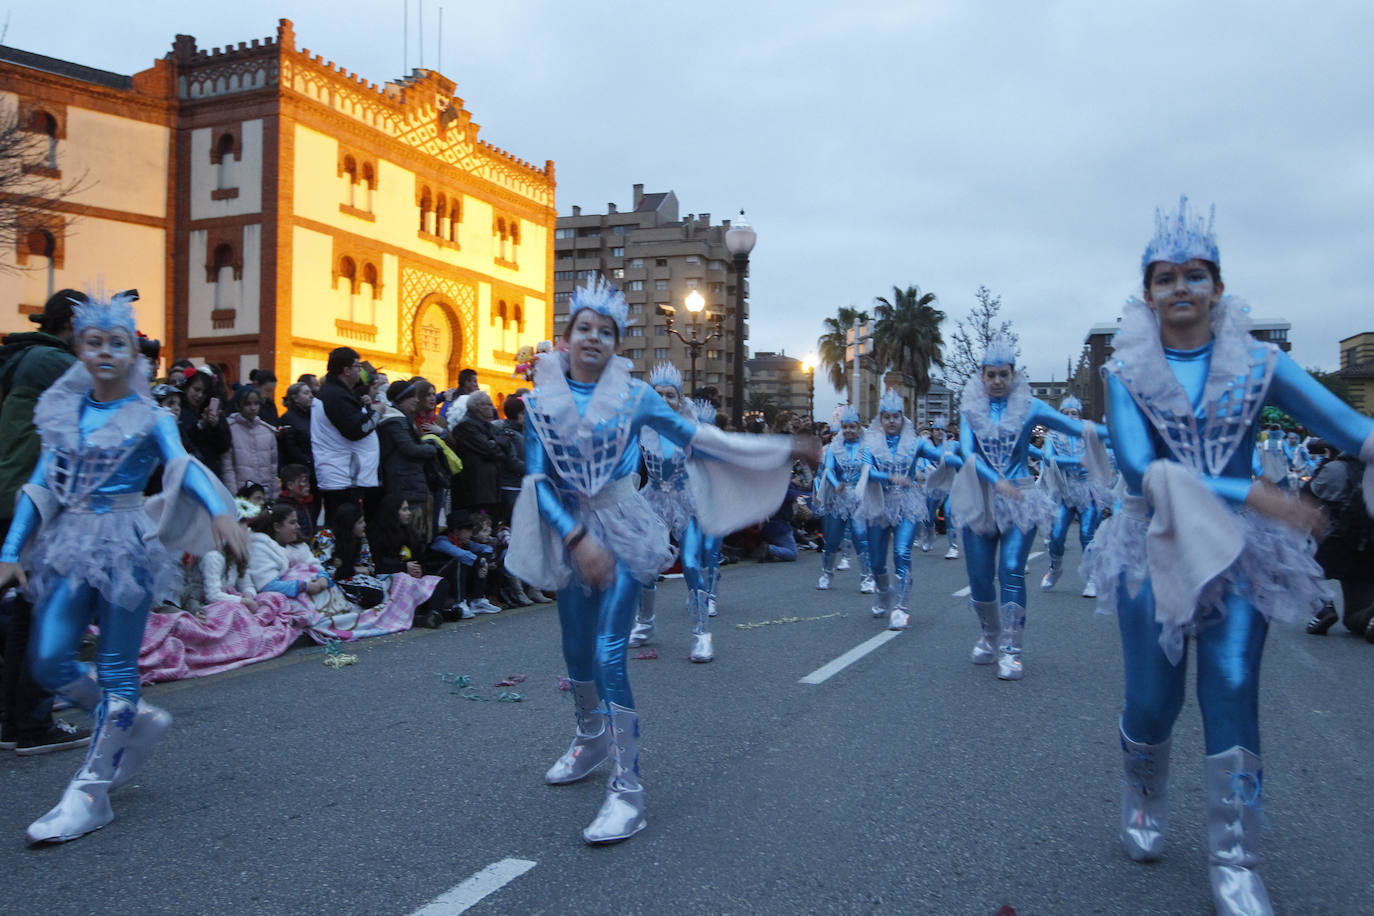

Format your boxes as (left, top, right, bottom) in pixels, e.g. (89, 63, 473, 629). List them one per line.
(941, 285, 1019, 397)
(0, 109, 88, 273)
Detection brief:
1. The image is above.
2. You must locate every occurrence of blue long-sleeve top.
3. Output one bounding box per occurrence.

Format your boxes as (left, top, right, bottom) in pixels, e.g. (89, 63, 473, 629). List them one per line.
(865, 435, 952, 483)
(527, 378, 704, 541)
(961, 400, 1103, 487)
(643, 431, 690, 491)
(1040, 437, 1086, 474)
(2, 393, 230, 563)
(1107, 344, 1373, 505)
(822, 438, 867, 489)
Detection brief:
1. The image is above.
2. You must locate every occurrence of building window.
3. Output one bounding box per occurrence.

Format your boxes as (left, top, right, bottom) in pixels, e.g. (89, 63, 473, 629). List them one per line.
(419, 187, 433, 234)
(707, 350, 722, 361)
(611, 225, 629, 235)
(555, 228, 575, 239)
(28, 110, 59, 170)
(685, 255, 701, 266)
(630, 258, 643, 268)
(654, 280, 668, 291)
(627, 348, 644, 360)
(362, 163, 376, 212)
(629, 304, 643, 315)
(554, 291, 572, 304)
(709, 259, 725, 271)
(212, 243, 239, 313)
(215, 133, 236, 191)
(554, 270, 574, 281)
(627, 280, 644, 291)
(577, 227, 600, 238)
(654, 326, 667, 336)
(654, 348, 668, 359)
(628, 327, 644, 338)
(612, 268, 625, 279)
(685, 278, 700, 289)
(22, 227, 57, 300)
(611, 247, 625, 257)
(655, 258, 668, 267)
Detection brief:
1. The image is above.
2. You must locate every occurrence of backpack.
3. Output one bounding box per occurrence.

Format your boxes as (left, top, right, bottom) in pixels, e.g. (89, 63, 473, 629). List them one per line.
(1304, 454, 1373, 579)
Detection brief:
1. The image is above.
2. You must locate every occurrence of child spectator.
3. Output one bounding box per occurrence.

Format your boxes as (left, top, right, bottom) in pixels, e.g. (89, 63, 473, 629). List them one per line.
(236, 482, 267, 508)
(223, 387, 278, 495)
(276, 464, 316, 541)
(424, 509, 502, 616)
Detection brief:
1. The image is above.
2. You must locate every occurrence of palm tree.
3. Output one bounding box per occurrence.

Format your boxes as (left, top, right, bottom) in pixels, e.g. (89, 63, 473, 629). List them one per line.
(872, 284, 945, 395)
(816, 306, 871, 396)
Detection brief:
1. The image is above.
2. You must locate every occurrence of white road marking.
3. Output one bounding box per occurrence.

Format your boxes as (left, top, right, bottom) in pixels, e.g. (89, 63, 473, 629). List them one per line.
(410, 858, 537, 915)
(1028, 551, 1045, 561)
(800, 630, 902, 685)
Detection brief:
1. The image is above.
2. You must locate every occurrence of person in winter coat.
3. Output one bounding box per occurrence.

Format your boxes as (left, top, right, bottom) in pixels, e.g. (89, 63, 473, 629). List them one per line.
(447, 390, 504, 518)
(311, 347, 381, 519)
(490, 394, 527, 524)
(0, 289, 90, 756)
(377, 379, 439, 542)
(278, 382, 313, 469)
(176, 366, 232, 470)
(222, 388, 279, 494)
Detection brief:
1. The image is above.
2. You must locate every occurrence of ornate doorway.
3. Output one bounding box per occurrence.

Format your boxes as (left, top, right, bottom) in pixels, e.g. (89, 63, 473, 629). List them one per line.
(415, 299, 460, 388)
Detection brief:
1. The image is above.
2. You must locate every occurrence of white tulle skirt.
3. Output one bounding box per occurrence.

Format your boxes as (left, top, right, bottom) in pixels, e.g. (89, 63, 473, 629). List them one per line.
(642, 484, 693, 541)
(28, 506, 178, 612)
(1082, 498, 1329, 663)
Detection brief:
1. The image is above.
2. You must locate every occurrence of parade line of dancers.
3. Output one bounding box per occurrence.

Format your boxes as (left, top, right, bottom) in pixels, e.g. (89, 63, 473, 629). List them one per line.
(3, 198, 1370, 916)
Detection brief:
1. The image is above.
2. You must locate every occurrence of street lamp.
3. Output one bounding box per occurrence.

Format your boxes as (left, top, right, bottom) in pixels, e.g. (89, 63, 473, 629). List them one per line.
(724, 210, 756, 429)
(802, 352, 817, 427)
(657, 289, 723, 397)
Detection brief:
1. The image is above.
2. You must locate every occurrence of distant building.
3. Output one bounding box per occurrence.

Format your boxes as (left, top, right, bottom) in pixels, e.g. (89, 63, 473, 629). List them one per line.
(1029, 378, 1070, 405)
(553, 185, 745, 418)
(1335, 331, 1374, 415)
(914, 381, 953, 430)
(0, 19, 556, 400)
(746, 351, 812, 418)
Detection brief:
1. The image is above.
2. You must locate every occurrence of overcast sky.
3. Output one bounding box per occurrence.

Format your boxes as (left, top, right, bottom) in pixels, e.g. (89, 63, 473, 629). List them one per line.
(19, 1, 1373, 395)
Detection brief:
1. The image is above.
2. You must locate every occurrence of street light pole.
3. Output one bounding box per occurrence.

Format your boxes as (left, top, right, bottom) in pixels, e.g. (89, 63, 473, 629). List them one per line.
(724, 212, 756, 430)
(658, 289, 721, 398)
(802, 352, 817, 428)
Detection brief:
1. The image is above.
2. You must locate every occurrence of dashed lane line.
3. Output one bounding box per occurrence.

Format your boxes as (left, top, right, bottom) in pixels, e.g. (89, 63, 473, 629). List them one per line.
(800, 630, 903, 685)
(409, 858, 537, 915)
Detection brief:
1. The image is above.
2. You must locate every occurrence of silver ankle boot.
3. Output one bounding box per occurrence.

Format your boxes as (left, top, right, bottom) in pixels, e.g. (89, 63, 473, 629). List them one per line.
(705, 566, 720, 617)
(689, 590, 713, 662)
(971, 599, 999, 664)
(1120, 725, 1171, 862)
(545, 680, 610, 785)
(628, 587, 656, 648)
(26, 694, 138, 845)
(889, 574, 913, 630)
(583, 702, 646, 844)
(110, 699, 173, 791)
(1206, 746, 1273, 916)
(1040, 553, 1064, 590)
(871, 573, 892, 618)
(996, 602, 1026, 680)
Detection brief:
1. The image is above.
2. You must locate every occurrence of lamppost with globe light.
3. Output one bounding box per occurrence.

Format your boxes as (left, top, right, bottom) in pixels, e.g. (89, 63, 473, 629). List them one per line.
(724, 211, 756, 429)
(656, 289, 723, 397)
(801, 352, 817, 427)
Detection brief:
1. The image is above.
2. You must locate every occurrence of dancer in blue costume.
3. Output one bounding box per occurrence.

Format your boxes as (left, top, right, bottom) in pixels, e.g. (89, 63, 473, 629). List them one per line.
(951, 332, 1105, 680)
(628, 362, 724, 663)
(507, 278, 807, 844)
(1081, 198, 1374, 916)
(0, 291, 244, 845)
(815, 404, 875, 595)
(1037, 394, 1109, 598)
(916, 415, 961, 559)
(859, 389, 958, 631)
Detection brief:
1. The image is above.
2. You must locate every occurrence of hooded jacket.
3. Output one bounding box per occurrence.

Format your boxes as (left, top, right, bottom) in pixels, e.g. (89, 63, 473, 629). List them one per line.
(377, 405, 438, 502)
(0, 330, 75, 518)
(223, 412, 279, 495)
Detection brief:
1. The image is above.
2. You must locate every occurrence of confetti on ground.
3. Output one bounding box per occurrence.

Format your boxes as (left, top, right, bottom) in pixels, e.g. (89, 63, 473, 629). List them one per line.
(440, 673, 524, 703)
(322, 640, 358, 668)
(494, 674, 527, 687)
(555, 676, 572, 691)
(632, 648, 658, 660)
(735, 612, 846, 630)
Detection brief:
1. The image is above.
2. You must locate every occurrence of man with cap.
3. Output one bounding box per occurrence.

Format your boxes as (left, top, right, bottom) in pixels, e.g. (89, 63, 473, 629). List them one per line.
(0, 290, 91, 756)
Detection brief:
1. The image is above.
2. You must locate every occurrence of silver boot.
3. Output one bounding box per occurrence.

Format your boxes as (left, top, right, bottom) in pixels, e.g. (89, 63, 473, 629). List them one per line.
(1040, 553, 1064, 590)
(1206, 746, 1274, 916)
(996, 602, 1026, 680)
(971, 599, 999, 664)
(110, 699, 174, 791)
(705, 565, 720, 617)
(544, 680, 610, 785)
(582, 702, 646, 844)
(26, 694, 138, 845)
(628, 587, 656, 648)
(58, 672, 102, 711)
(871, 573, 892, 618)
(1120, 725, 1171, 862)
(889, 573, 913, 630)
(689, 590, 714, 663)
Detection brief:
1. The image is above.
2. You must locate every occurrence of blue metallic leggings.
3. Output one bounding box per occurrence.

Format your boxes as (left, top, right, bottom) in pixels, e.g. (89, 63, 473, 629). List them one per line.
(961, 525, 1035, 608)
(1047, 502, 1101, 558)
(558, 565, 643, 709)
(679, 517, 722, 595)
(29, 579, 147, 704)
(822, 514, 869, 569)
(867, 519, 919, 584)
(1117, 579, 1266, 755)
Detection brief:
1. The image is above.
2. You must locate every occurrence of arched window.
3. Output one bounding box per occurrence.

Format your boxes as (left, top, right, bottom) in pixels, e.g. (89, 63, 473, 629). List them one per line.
(360, 262, 379, 324)
(494, 299, 507, 326)
(419, 188, 433, 234)
(508, 220, 520, 264)
(435, 195, 448, 240)
(448, 197, 460, 242)
(513, 303, 524, 332)
(216, 133, 236, 190)
(338, 256, 357, 293)
(28, 111, 58, 169)
(496, 218, 508, 260)
(361, 163, 375, 212)
(25, 228, 56, 300)
(342, 155, 357, 208)
(212, 243, 237, 312)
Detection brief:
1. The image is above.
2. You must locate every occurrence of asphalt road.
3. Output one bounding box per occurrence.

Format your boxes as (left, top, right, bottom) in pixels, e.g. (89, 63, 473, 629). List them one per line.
(2, 539, 1370, 915)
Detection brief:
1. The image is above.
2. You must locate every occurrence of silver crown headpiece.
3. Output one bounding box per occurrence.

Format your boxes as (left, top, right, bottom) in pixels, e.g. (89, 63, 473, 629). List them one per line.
(837, 403, 860, 425)
(981, 329, 1018, 367)
(648, 361, 682, 391)
(73, 289, 138, 338)
(1059, 394, 1082, 413)
(1142, 195, 1219, 272)
(878, 388, 905, 415)
(569, 274, 628, 336)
